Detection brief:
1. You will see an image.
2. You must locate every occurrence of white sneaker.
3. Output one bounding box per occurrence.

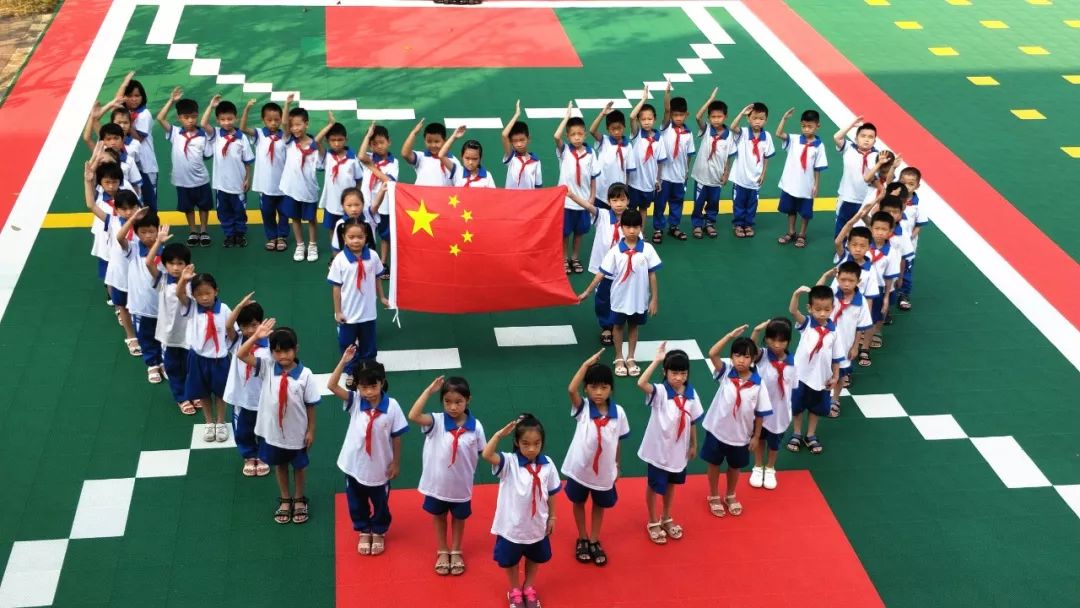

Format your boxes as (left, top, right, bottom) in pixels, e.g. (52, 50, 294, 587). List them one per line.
(763, 467, 778, 490)
(749, 466, 764, 488)
(202, 424, 216, 442)
(293, 244, 305, 262)
(306, 242, 318, 262)
(215, 423, 230, 442)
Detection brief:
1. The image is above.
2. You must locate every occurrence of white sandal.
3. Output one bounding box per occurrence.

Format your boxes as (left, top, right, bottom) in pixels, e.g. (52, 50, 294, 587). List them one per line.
(707, 495, 726, 518)
(147, 366, 162, 384)
(124, 338, 141, 356)
(646, 521, 667, 545)
(614, 359, 628, 377)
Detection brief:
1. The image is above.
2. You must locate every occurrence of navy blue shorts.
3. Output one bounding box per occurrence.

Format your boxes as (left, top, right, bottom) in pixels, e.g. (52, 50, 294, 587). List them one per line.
(184, 351, 230, 400)
(258, 440, 309, 469)
(791, 381, 831, 417)
(563, 477, 617, 509)
(646, 463, 686, 495)
(322, 211, 342, 229)
(628, 186, 656, 210)
(778, 190, 813, 219)
(422, 496, 472, 520)
(761, 428, 783, 451)
(612, 311, 647, 326)
(176, 184, 213, 212)
(563, 208, 591, 237)
(108, 287, 128, 307)
(493, 536, 552, 568)
(700, 431, 750, 469)
(838, 365, 853, 378)
(868, 294, 885, 324)
(97, 258, 108, 280)
(376, 214, 390, 242)
(282, 196, 317, 222)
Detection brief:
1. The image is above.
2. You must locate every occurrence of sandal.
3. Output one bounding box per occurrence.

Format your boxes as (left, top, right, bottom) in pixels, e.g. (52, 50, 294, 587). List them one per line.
(255, 460, 270, 476)
(147, 366, 162, 384)
(370, 533, 386, 555)
(743, 226, 755, 238)
(291, 496, 309, 524)
(575, 538, 592, 563)
(705, 224, 718, 238)
(177, 401, 196, 416)
(898, 293, 912, 310)
(659, 517, 683, 540)
(652, 229, 663, 244)
(242, 459, 257, 477)
(357, 533, 372, 555)
(124, 338, 142, 357)
(857, 348, 872, 367)
(777, 232, 795, 245)
(275, 237, 287, 252)
(724, 495, 743, 516)
(804, 435, 823, 455)
(600, 331, 613, 346)
(871, 334, 883, 349)
(434, 551, 450, 576)
(614, 359, 627, 377)
(564, 258, 571, 274)
(734, 226, 746, 238)
(274, 498, 293, 524)
(794, 235, 807, 248)
(199, 232, 211, 247)
(626, 358, 641, 377)
(786, 433, 803, 453)
(187, 232, 199, 246)
(646, 521, 668, 545)
(707, 495, 726, 518)
(692, 226, 703, 239)
(449, 551, 465, 575)
(570, 258, 584, 274)
(589, 541, 608, 566)
(667, 226, 688, 241)
(264, 240, 276, 251)
(829, 398, 841, 418)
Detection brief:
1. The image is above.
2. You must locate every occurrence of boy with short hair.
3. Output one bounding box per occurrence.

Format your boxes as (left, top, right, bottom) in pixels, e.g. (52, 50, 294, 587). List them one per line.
(817, 262, 871, 414)
(833, 115, 878, 237)
(896, 167, 926, 309)
(120, 208, 166, 385)
(280, 106, 324, 263)
(148, 230, 195, 415)
(97, 122, 142, 198)
(83, 101, 143, 193)
(156, 87, 213, 247)
(654, 85, 695, 243)
(689, 89, 734, 239)
(589, 103, 636, 210)
(729, 102, 776, 238)
(627, 86, 668, 216)
(859, 206, 903, 365)
(786, 285, 844, 455)
(240, 96, 293, 252)
(501, 101, 542, 190)
(402, 119, 452, 186)
(576, 183, 631, 347)
(775, 108, 828, 248)
(201, 96, 254, 248)
(554, 102, 599, 274)
(359, 122, 400, 280)
(316, 115, 363, 240)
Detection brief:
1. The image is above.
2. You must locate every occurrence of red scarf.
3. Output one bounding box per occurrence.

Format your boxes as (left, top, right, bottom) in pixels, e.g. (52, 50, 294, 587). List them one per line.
(591, 416, 611, 475)
(800, 137, 814, 170)
(619, 247, 638, 283)
(181, 130, 201, 158)
(202, 307, 220, 354)
(642, 130, 657, 163)
(363, 409, 381, 456)
(615, 142, 625, 171)
(808, 325, 830, 360)
(353, 253, 366, 292)
(296, 140, 317, 168)
(832, 297, 851, 323)
(859, 148, 873, 172)
(707, 129, 726, 160)
(769, 359, 788, 399)
(220, 130, 238, 157)
(369, 156, 391, 190)
(572, 147, 588, 186)
(609, 219, 622, 248)
(277, 372, 289, 430)
(330, 151, 349, 182)
(447, 426, 468, 467)
(266, 131, 281, 163)
(515, 154, 536, 185)
(672, 126, 689, 159)
(525, 462, 543, 517)
(463, 171, 483, 188)
(750, 131, 762, 163)
(731, 377, 755, 416)
(673, 394, 691, 440)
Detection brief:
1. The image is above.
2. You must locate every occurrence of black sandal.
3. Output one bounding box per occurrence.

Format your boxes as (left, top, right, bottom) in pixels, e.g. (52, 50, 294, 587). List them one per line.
(575, 538, 592, 563)
(786, 433, 803, 453)
(589, 541, 608, 566)
(600, 331, 613, 346)
(804, 435, 823, 455)
(652, 229, 663, 244)
(704, 224, 718, 238)
(187, 232, 199, 246)
(777, 232, 795, 245)
(829, 398, 841, 418)
(794, 235, 807, 248)
(570, 258, 584, 274)
(858, 348, 872, 367)
(691, 226, 703, 239)
(292, 496, 309, 524)
(668, 226, 688, 241)
(274, 498, 293, 524)
(199, 232, 211, 247)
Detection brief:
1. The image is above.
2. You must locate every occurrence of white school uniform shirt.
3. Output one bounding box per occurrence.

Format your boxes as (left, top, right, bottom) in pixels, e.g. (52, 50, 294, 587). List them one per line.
(831, 289, 873, 369)
(411, 150, 454, 186)
(223, 337, 272, 411)
(490, 452, 562, 545)
(777, 135, 827, 199)
(326, 247, 384, 324)
(364, 152, 400, 216)
(833, 252, 882, 298)
(337, 392, 409, 486)
(557, 143, 599, 210)
(629, 127, 668, 192)
(502, 152, 542, 189)
(594, 135, 637, 203)
(208, 128, 254, 194)
(452, 165, 496, 189)
(836, 139, 878, 204)
(102, 216, 131, 291)
(129, 106, 158, 174)
(118, 150, 142, 191)
(690, 125, 736, 188)
(562, 400, 630, 492)
(599, 239, 661, 315)
(868, 240, 902, 287)
(251, 127, 287, 196)
(418, 411, 487, 503)
(637, 382, 704, 473)
(890, 222, 916, 261)
(702, 361, 773, 447)
(730, 129, 776, 190)
(660, 122, 695, 184)
(319, 148, 363, 215)
(164, 125, 211, 188)
(756, 349, 795, 435)
(90, 191, 115, 261)
(279, 135, 321, 203)
(122, 135, 142, 172)
(181, 298, 233, 359)
(124, 241, 161, 319)
(793, 317, 845, 391)
(155, 275, 189, 348)
(587, 208, 625, 274)
(253, 361, 321, 450)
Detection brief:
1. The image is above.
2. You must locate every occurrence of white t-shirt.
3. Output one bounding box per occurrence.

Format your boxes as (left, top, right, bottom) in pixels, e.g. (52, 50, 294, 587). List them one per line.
(587, 208, 625, 274)
(490, 452, 562, 544)
(793, 317, 845, 391)
(411, 150, 454, 186)
(690, 125, 736, 187)
(164, 125, 211, 188)
(833, 252, 882, 298)
(208, 128, 254, 194)
(868, 240, 902, 286)
(253, 361, 321, 450)
(337, 392, 410, 486)
(836, 138, 878, 204)
(730, 129, 776, 190)
(628, 128, 668, 192)
(251, 127, 287, 196)
(599, 239, 662, 315)
(637, 382, 704, 473)
(502, 152, 542, 189)
(155, 275, 188, 348)
(130, 106, 158, 174)
(756, 350, 795, 435)
(223, 337, 272, 411)
(660, 122, 695, 183)
(452, 165, 496, 189)
(102, 216, 131, 291)
(702, 361, 773, 447)
(122, 135, 142, 172)
(556, 143, 598, 210)
(279, 135, 321, 203)
(319, 149, 363, 214)
(561, 400, 630, 491)
(418, 412, 487, 503)
(181, 298, 233, 359)
(364, 153, 400, 216)
(832, 289, 873, 365)
(118, 151, 142, 192)
(326, 248, 385, 324)
(777, 135, 828, 199)
(594, 135, 637, 202)
(90, 191, 116, 261)
(123, 241, 161, 319)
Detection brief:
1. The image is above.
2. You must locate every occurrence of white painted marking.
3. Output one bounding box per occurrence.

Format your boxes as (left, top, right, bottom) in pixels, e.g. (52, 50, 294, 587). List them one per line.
(0, 540, 67, 608)
(575, 98, 632, 109)
(525, 107, 583, 119)
(909, 414, 968, 440)
(677, 57, 712, 74)
(312, 373, 345, 397)
(146, 2, 183, 45)
(970, 436, 1052, 489)
(851, 393, 908, 418)
(445, 117, 504, 129)
(643, 80, 674, 91)
(623, 89, 651, 100)
(189, 58, 221, 77)
(684, 5, 736, 44)
(1054, 485, 1080, 520)
(135, 449, 191, 478)
(69, 478, 136, 539)
(840, 388, 851, 397)
(270, 91, 301, 102)
(632, 340, 704, 363)
(379, 348, 462, 372)
(215, 74, 246, 85)
(494, 325, 577, 347)
(189, 424, 237, 450)
(662, 72, 693, 83)
(690, 42, 724, 59)
(242, 82, 274, 94)
(167, 43, 197, 60)
(356, 109, 417, 121)
(301, 99, 359, 111)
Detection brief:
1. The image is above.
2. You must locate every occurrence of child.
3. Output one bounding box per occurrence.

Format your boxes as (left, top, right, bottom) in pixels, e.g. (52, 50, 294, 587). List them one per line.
(482, 414, 560, 608)
(862, 149, 900, 207)
(223, 295, 272, 477)
(439, 126, 495, 188)
(147, 229, 195, 414)
(554, 102, 598, 274)
(627, 85, 668, 216)
(775, 108, 828, 248)
(654, 85, 696, 243)
(636, 343, 701, 544)
(589, 102, 636, 210)
(121, 75, 160, 211)
(501, 101, 542, 189)
(280, 107, 324, 262)
(156, 87, 214, 246)
(201, 96, 254, 248)
(896, 167, 926, 309)
(749, 318, 795, 490)
(327, 356, 408, 555)
(833, 115, 878, 236)
(240, 97, 292, 252)
(328, 217, 389, 371)
(359, 123, 399, 279)
(241, 320, 320, 525)
(689, 89, 734, 239)
(85, 97, 142, 174)
(703, 326, 772, 516)
(834, 222, 882, 302)
(329, 187, 370, 256)
(577, 183, 630, 346)
(88, 159, 124, 295)
(817, 263, 872, 412)
(115, 208, 166, 385)
(407, 376, 487, 576)
(84, 115, 143, 199)
(317, 116, 363, 240)
(402, 119, 453, 186)
(786, 285, 845, 454)
(729, 102, 776, 238)
(563, 351, 628, 567)
(177, 267, 236, 442)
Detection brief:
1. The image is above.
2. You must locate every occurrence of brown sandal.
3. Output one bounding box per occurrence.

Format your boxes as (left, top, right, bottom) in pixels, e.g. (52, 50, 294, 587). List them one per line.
(777, 232, 795, 244)
(794, 235, 807, 248)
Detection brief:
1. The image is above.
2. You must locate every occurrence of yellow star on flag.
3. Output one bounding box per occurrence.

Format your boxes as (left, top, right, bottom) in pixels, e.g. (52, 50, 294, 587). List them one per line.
(461, 230, 474, 243)
(406, 199, 439, 236)
(449, 244, 461, 256)
(461, 209, 473, 222)
(448, 195, 460, 208)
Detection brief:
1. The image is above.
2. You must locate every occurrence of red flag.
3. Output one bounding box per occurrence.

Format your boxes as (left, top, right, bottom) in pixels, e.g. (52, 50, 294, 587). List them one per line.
(390, 184, 577, 314)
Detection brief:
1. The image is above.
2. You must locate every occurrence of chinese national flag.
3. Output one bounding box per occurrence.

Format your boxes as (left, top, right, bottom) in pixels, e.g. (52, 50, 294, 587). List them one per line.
(389, 183, 578, 314)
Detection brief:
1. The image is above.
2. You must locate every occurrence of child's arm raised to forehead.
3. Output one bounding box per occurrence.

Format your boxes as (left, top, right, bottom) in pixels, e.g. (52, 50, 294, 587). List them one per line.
(145, 224, 171, 280)
(694, 87, 717, 132)
(407, 376, 443, 427)
(401, 118, 423, 166)
(358, 121, 374, 161)
(82, 149, 108, 221)
(588, 102, 613, 142)
(200, 94, 219, 135)
(314, 111, 336, 144)
(817, 267, 837, 287)
(729, 103, 752, 136)
(176, 263, 195, 308)
(223, 291, 255, 343)
(661, 81, 672, 126)
(628, 85, 650, 135)
(238, 99, 257, 137)
(637, 341, 667, 394)
(834, 114, 862, 149)
(236, 318, 274, 366)
(568, 349, 604, 409)
(775, 107, 793, 142)
(750, 319, 770, 345)
(437, 125, 465, 171)
(281, 93, 294, 123)
(501, 101, 521, 158)
(156, 86, 181, 132)
(113, 71, 134, 103)
(117, 207, 148, 251)
(481, 419, 518, 466)
(789, 286, 809, 326)
(82, 103, 101, 151)
(326, 344, 354, 401)
(707, 324, 748, 371)
(553, 102, 573, 150)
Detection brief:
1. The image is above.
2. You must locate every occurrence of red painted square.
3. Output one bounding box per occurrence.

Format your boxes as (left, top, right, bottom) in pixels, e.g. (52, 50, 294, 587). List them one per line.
(325, 7, 582, 69)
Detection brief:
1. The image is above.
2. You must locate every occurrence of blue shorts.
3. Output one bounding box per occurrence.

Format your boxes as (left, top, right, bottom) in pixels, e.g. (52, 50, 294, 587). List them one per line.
(108, 287, 128, 307)
(176, 184, 213, 212)
(97, 259, 108, 280)
(376, 214, 390, 242)
(761, 427, 783, 451)
(700, 431, 750, 469)
(563, 477, 617, 509)
(778, 190, 813, 219)
(628, 186, 656, 210)
(322, 211, 342, 229)
(282, 196, 317, 222)
(184, 351, 230, 400)
(791, 381, 831, 417)
(563, 208, 591, 237)
(612, 311, 647, 326)
(257, 440, 309, 469)
(646, 463, 686, 495)
(868, 294, 885, 324)
(838, 365, 853, 377)
(493, 536, 552, 568)
(422, 496, 472, 520)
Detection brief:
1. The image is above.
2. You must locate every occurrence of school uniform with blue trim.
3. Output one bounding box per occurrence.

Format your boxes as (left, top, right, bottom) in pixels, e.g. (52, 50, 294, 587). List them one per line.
(155, 273, 189, 402)
(638, 381, 704, 494)
(338, 392, 409, 534)
(627, 127, 668, 212)
(899, 194, 927, 295)
(224, 337, 271, 460)
(130, 106, 159, 210)
(491, 451, 561, 567)
(598, 238, 661, 326)
(181, 298, 233, 400)
(690, 125, 736, 229)
(208, 127, 254, 237)
(557, 142, 599, 237)
(777, 135, 827, 220)
(411, 149, 454, 187)
(866, 240, 901, 324)
(831, 288, 873, 374)
(730, 128, 776, 228)
(832, 252, 881, 299)
(327, 247, 384, 366)
(562, 400, 629, 509)
(834, 139, 878, 236)
(251, 127, 289, 241)
(791, 317, 845, 417)
(280, 135, 321, 221)
(594, 135, 636, 209)
(253, 360, 321, 468)
(319, 148, 363, 228)
(364, 152, 399, 242)
(102, 215, 131, 306)
(418, 411, 487, 520)
(656, 122, 695, 230)
(124, 239, 164, 369)
(756, 349, 795, 450)
(165, 125, 212, 212)
(451, 164, 496, 189)
(502, 151, 542, 190)
(701, 360, 773, 469)
(588, 209, 626, 332)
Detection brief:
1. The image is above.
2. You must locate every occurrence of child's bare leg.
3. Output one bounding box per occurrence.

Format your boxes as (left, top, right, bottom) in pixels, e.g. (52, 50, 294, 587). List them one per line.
(433, 512, 449, 552)
(118, 306, 135, 340)
(807, 412, 821, 437)
(589, 502, 605, 542)
(291, 219, 304, 244)
(214, 396, 226, 424)
(380, 241, 389, 266)
(307, 220, 318, 244)
(199, 396, 213, 425)
(571, 233, 583, 260)
(766, 449, 779, 468)
(572, 501, 588, 539)
(564, 235, 573, 259)
(198, 210, 209, 233)
(753, 440, 765, 468)
(522, 559, 539, 588)
(185, 211, 197, 232)
(706, 463, 721, 496)
(724, 466, 740, 497)
(661, 485, 676, 520)
(792, 411, 805, 436)
(786, 213, 796, 234)
(612, 323, 625, 362)
(627, 322, 640, 362)
(274, 465, 291, 499)
(504, 565, 521, 589)
(450, 516, 465, 552)
(645, 486, 659, 522)
(293, 467, 306, 498)
(798, 216, 810, 237)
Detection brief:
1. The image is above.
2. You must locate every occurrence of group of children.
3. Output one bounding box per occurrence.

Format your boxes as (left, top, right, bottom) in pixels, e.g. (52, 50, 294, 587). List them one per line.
(80, 74, 928, 608)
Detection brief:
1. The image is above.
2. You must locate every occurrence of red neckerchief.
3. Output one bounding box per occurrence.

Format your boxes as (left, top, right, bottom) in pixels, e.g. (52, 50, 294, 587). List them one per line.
(369, 156, 391, 189)
(203, 307, 220, 354)
(591, 415, 611, 475)
(672, 125, 689, 159)
(613, 140, 625, 171)
(808, 324, 830, 360)
(516, 154, 536, 185)
(800, 137, 815, 170)
(707, 128, 726, 160)
(859, 148, 873, 172)
(673, 394, 691, 440)
(353, 252, 366, 292)
(571, 147, 588, 186)
(295, 140, 317, 168)
(245, 344, 259, 380)
(181, 130, 201, 158)
(463, 171, 483, 188)
(731, 376, 755, 416)
(750, 130, 762, 163)
(609, 218, 622, 248)
(642, 130, 657, 163)
(619, 247, 638, 284)
(769, 358, 788, 399)
(525, 462, 544, 517)
(266, 131, 281, 163)
(330, 151, 349, 182)
(447, 425, 468, 467)
(869, 246, 886, 265)
(363, 408, 381, 456)
(220, 130, 238, 157)
(277, 372, 289, 430)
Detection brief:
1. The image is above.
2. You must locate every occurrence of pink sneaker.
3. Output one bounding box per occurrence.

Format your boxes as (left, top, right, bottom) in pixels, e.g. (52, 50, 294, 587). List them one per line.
(522, 586, 541, 608)
(507, 588, 524, 608)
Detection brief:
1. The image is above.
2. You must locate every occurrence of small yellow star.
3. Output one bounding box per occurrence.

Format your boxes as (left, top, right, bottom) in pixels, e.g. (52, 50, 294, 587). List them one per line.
(448, 195, 460, 208)
(449, 244, 461, 256)
(461, 230, 474, 243)
(461, 209, 473, 222)
(406, 199, 439, 237)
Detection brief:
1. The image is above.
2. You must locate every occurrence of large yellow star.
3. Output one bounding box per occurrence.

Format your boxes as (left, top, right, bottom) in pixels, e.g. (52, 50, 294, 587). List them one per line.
(406, 199, 439, 236)
(461, 230, 474, 243)
(449, 244, 461, 256)
(448, 195, 460, 208)
(461, 209, 473, 222)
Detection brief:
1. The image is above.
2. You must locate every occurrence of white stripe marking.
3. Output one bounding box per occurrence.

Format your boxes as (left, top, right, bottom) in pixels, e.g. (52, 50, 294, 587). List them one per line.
(146, 2, 183, 45)
(851, 393, 908, 418)
(379, 348, 461, 371)
(189, 424, 237, 450)
(356, 109, 417, 121)
(301, 99, 359, 111)
(270, 91, 301, 102)
(623, 89, 651, 100)
(135, 449, 191, 478)
(445, 117, 504, 129)
(69, 478, 136, 539)
(575, 98, 632, 109)
(633, 340, 705, 363)
(1054, 485, 1080, 519)
(970, 436, 1051, 489)
(215, 74, 246, 85)
(677, 57, 712, 74)
(242, 82, 273, 93)
(643, 80, 674, 91)
(690, 42, 724, 59)
(662, 72, 693, 82)
(167, 43, 197, 60)
(525, 107, 583, 119)
(494, 325, 577, 347)
(0, 540, 67, 608)
(189, 57, 221, 76)
(684, 5, 736, 44)
(909, 414, 968, 440)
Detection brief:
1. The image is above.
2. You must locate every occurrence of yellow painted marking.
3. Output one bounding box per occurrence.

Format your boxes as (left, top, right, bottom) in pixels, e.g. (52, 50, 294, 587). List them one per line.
(1026, 0, 1051, 5)
(1065, 20, 1080, 28)
(1019, 46, 1050, 55)
(967, 76, 999, 85)
(895, 21, 922, 29)
(1010, 109, 1046, 120)
(1063, 75, 1080, 84)
(1062, 147, 1080, 159)
(865, 0, 890, 5)
(980, 20, 1008, 29)
(929, 46, 959, 56)
(945, 0, 971, 5)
